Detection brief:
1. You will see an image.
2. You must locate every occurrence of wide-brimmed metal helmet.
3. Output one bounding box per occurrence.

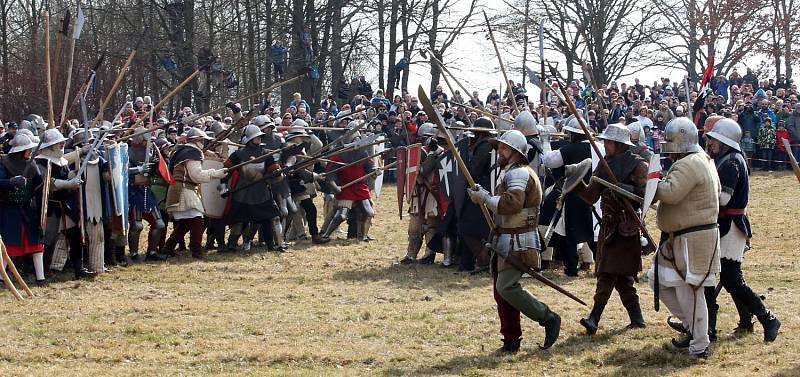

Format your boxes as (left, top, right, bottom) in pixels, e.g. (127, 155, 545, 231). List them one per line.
(597, 123, 634, 146)
(489, 129, 529, 160)
(514, 110, 539, 136)
(706, 118, 742, 152)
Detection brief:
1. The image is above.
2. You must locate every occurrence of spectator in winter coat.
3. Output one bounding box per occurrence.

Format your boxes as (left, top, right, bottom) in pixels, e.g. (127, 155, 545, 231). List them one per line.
(741, 130, 755, 171)
(430, 84, 448, 104)
(714, 76, 730, 102)
(775, 121, 791, 170)
(370, 89, 391, 109)
(758, 118, 776, 170)
(785, 104, 800, 161)
(289, 93, 310, 113)
(271, 42, 289, 79)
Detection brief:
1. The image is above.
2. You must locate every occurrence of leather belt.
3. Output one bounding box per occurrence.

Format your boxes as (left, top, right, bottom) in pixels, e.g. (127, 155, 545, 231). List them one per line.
(496, 226, 536, 235)
(670, 223, 718, 238)
(719, 208, 745, 216)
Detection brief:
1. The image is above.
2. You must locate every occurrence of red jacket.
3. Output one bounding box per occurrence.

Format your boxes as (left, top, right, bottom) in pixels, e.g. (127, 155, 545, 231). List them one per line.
(328, 155, 371, 201)
(776, 129, 790, 152)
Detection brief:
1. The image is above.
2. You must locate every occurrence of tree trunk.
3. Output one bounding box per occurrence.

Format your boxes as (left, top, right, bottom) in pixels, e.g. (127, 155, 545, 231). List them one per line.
(376, 0, 386, 92)
(428, 0, 440, 94)
(386, 0, 399, 99)
(245, 0, 258, 108)
(329, 0, 344, 105)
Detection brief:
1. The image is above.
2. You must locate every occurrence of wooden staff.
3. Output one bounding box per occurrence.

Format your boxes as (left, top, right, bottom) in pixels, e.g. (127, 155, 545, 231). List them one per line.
(61, 54, 105, 128)
(483, 11, 520, 115)
(59, 13, 78, 128)
(0, 240, 23, 300)
(419, 85, 586, 306)
(40, 162, 52, 232)
(90, 48, 138, 128)
(340, 161, 397, 190)
(186, 73, 307, 124)
(782, 138, 800, 184)
(0, 238, 34, 298)
(118, 69, 202, 141)
(426, 49, 484, 110)
(44, 13, 55, 129)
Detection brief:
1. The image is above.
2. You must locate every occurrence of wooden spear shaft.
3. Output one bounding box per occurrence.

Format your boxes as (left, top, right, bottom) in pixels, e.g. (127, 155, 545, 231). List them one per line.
(483, 11, 520, 115)
(91, 48, 138, 127)
(59, 34, 78, 128)
(425, 49, 484, 110)
(44, 13, 55, 129)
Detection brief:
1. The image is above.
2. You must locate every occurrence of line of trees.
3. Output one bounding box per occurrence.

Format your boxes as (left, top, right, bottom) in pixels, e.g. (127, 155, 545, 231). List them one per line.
(0, 0, 796, 122)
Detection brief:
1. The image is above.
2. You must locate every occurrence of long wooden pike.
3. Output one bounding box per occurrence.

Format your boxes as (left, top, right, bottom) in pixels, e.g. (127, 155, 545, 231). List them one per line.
(44, 13, 56, 129)
(62, 54, 105, 127)
(0, 237, 34, 298)
(185, 72, 308, 124)
(59, 10, 78, 128)
(340, 161, 397, 190)
(483, 11, 520, 114)
(52, 10, 70, 102)
(419, 85, 586, 307)
(425, 49, 484, 110)
(121, 69, 202, 137)
(782, 138, 800, 184)
(0, 238, 23, 300)
(90, 30, 147, 128)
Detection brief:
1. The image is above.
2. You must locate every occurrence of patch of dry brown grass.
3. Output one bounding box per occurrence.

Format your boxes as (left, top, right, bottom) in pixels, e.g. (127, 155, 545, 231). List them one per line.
(0, 173, 799, 376)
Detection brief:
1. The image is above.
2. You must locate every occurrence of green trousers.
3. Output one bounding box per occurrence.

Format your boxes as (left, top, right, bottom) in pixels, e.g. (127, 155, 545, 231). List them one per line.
(495, 269, 553, 324)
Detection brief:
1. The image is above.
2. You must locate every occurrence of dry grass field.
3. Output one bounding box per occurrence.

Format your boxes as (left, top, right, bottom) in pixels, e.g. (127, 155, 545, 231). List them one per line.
(1, 172, 799, 377)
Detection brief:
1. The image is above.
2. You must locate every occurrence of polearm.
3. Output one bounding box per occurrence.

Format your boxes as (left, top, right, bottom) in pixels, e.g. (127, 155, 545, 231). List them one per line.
(44, 13, 56, 129)
(120, 69, 202, 138)
(340, 161, 397, 190)
(58, 5, 81, 128)
(62, 54, 105, 127)
(538, 18, 549, 126)
(223, 137, 387, 198)
(0, 237, 33, 299)
(89, 34, 143, 128)
(448, 101, 503, 121)
(546, 63, 656, 251)
(184, 72, 308, 124)
(483, 11, 520, 115)
(419, 85, 587, 306)
(425, 48, 484, 110)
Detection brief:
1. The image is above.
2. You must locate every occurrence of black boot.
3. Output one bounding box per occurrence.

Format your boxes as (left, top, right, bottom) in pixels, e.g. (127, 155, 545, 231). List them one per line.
(145, 250, 169, 261)
(539, 312, 561, 350)
(671, 333, 692, 348)
(625, 304, 646, 329)
(667, 316, 688, 334)
(757, 312, 781, 342)
(496, 338, 521, 354)
(115, 247, 129, 267)
(732, 296, 754, 336)
(707, 302, 718, 342)
(579, 303, 605, 335)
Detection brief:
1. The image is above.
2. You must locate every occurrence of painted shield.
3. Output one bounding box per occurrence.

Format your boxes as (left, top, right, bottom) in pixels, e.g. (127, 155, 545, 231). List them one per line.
(489, 149, 502, 195)
(641, 153, 661, 221)
(440, 137, 469, 217)
(396, 145, 407, 218)
(405, 144, 421, 204)
(108, 143, 130, 233)
(372, 136, 386, 197)
(201, 158, 226, 218)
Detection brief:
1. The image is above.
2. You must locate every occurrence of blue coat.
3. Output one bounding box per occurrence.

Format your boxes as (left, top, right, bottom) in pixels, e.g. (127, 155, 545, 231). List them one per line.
(0, 161, 43, 247)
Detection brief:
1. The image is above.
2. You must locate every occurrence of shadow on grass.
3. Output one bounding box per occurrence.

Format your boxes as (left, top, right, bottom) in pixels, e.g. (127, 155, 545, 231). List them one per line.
(381, 331, 702, 377)
(331, 262, 492, 290)
(771, 365, 800, 377)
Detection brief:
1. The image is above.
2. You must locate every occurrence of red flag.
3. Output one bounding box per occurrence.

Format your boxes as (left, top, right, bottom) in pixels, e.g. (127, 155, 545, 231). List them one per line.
(693, 56, 715, 126)
(155, 147, 175, 185)
(699, 55, 715, 90)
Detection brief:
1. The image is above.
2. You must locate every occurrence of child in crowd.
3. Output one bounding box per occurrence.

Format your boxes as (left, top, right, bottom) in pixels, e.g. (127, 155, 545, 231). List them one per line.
(741, 130, 755, 172)
(775, 120, 791, 171)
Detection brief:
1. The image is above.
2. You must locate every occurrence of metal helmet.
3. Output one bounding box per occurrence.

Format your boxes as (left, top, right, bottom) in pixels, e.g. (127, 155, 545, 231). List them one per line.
(417, 122, 437, 138)
(16, 128, 40, 144)
(626, 121, 645, 143)
(496, 113, 514, 131)
(19, 120, 33, 133)
(703, 115, 724, 134)
(209, 121, 227, 137)
(473, 116, 494, 129)
(562, 115, 585, 134)
(597, 123, 634, 146)
(253, 114, 273, 128)
(8, 134, 37, 154)
(489, 129, 529, 160)
(514, 110, 539, 136)
(241, 124, 266, 144)
(39, 128, 69, 149)
(286, 119, 310, 142)
(185, 126, 213, 142)
(661, 117, 703, 154)
(27, 114, 46, 133)
(706, 118, 742, 152)
(291, 118, 309, 129)
(157, 117, 170, 126)
(70, 128, 94, 147)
